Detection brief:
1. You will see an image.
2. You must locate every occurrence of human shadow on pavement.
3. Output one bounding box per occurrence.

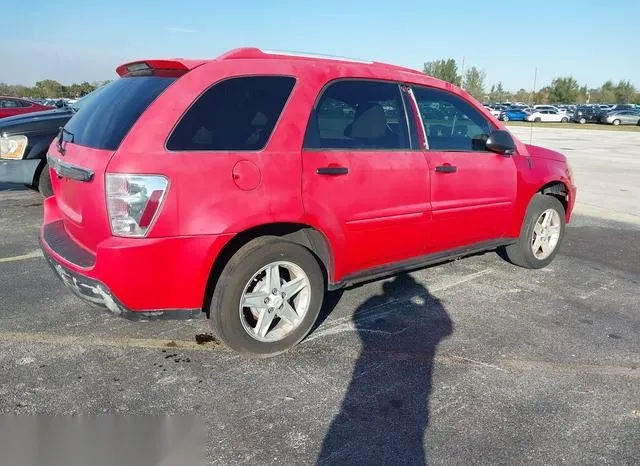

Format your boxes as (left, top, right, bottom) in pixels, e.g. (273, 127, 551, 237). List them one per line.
(317, 274, 453, 465)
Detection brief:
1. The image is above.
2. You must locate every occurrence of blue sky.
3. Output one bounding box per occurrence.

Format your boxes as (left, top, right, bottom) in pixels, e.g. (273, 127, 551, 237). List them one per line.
(2, 0, 638, 90)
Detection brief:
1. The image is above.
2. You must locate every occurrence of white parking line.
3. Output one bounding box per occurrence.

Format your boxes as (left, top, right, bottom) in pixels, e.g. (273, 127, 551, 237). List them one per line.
(0, 250, 43, 264)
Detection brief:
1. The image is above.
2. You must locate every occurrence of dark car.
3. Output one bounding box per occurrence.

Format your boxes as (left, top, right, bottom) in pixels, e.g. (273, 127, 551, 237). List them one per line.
(572, 106, 604, 124)
(0, 87, 104, 196)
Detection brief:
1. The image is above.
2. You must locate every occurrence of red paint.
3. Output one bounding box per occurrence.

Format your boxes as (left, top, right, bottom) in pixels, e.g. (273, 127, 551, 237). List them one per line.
(41, 48, 577, 313)
(0, 97, 55, 119)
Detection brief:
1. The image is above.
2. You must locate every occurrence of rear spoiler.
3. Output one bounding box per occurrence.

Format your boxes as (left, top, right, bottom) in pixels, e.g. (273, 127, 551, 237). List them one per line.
(115, 59, 208, 77)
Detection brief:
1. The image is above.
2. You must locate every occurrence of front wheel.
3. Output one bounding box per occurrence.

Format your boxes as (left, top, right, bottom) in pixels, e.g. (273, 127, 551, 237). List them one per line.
(561, 117, 568, 123)
(37, 164, 53, 197)
(502, 115, 509, 122)
(208, 237, 325, 356)
(613, 119, 621, 126)
(534, 117, 542, 122)
(500, 194, 566, 269)
(579, 117, 587, 124)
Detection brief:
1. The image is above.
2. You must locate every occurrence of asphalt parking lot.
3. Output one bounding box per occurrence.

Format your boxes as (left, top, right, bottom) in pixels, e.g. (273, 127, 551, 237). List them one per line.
(1, 127, 639, 464)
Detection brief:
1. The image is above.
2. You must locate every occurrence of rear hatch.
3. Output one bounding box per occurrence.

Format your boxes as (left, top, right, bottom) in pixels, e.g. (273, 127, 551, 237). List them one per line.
(48, 74, 178, 252)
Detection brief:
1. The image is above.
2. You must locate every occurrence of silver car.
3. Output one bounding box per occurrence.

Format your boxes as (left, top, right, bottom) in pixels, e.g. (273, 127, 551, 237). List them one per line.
(602, 110, 640, 126)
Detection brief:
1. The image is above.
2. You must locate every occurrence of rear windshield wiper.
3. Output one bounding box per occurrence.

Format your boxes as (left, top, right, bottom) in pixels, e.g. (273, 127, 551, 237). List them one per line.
(56, 127, 75, 155)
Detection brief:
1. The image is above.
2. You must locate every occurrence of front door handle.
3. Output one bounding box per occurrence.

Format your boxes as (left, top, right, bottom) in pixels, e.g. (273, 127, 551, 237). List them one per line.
(317, 166, 349, 176)
(435, 165, 457, 173)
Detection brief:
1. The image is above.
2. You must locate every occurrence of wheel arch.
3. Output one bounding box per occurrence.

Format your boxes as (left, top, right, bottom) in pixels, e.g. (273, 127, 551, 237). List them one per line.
(201, 222, 335, 314)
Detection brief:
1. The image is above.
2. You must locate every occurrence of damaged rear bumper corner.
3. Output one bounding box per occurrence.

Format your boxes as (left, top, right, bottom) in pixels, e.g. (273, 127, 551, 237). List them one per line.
(40, 240, 202, 322)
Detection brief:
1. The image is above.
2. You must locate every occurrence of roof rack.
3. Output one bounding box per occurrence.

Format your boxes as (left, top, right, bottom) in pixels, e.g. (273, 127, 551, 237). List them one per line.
(216, 47, 424, 75)
(217, 47, 371, 64)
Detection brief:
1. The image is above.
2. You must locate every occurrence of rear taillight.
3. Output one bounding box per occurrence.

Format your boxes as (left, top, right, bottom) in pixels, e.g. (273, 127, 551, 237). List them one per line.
(105, 174, 168, 237)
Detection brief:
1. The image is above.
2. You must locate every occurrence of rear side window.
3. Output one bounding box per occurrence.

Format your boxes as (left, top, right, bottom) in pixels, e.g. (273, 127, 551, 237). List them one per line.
(63, 76, 176, 151)
(166, 76, 296, 151)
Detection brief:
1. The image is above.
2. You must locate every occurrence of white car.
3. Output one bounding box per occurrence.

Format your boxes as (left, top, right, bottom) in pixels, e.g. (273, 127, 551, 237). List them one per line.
(533, 105, 561, 113)
(484, 106, 502, 118)
(526, 109, 570, 123)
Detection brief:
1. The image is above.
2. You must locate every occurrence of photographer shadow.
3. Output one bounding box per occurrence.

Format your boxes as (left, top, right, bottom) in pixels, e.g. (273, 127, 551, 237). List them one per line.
(317, 273, 453, 465)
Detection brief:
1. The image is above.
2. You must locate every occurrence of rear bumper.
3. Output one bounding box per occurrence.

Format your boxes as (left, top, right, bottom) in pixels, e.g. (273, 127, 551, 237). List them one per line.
(0, 158, 41, 185)
(41, 245, 199, 321)
(41, 196, 234, 317)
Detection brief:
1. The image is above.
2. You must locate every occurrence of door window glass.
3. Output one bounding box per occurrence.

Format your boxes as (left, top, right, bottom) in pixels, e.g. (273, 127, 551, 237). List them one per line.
(304, 80, 410, 150)
(412, 86, 493, 151)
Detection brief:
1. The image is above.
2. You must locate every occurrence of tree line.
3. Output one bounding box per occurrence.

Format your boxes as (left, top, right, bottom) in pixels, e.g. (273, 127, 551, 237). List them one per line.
(0, 80, 111, 99)
(423, 58, 640, 105)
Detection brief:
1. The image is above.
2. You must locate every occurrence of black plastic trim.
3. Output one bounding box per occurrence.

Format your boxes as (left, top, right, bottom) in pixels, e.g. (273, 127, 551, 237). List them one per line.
(42, 220, 96, 268)
(329, 239, 514, 290)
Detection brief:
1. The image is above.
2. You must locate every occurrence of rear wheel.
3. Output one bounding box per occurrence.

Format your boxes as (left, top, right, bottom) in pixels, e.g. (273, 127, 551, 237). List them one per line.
(613, 119, 621, 126)
(579, 117, 587, 124)
(534, 117, 542, 122)
(208, 237, 325, 357)
(500, 194, 566, 269)
(561, 117, 568, 123)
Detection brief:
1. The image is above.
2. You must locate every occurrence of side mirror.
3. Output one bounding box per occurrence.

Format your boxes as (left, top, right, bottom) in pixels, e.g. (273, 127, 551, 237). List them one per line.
(486, 129, 516, 156)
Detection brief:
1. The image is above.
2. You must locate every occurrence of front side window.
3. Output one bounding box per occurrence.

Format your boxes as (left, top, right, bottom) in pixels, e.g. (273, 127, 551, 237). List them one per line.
(167, 76, 296, 151)
(304, 80, 410, 150)
(412, 86, 493, 152)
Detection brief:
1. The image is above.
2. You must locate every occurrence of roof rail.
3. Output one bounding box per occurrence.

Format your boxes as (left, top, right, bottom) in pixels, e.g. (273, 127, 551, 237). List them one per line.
(216, 47, 373, 64)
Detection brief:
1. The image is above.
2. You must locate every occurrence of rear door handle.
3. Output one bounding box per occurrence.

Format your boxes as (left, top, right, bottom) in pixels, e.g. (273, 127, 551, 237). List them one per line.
(435, 165, 457, 173)
(317, 166, 349, 176)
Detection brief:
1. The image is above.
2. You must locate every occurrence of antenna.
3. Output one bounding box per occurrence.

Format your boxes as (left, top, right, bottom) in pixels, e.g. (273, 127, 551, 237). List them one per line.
(529, 66, 537, 144)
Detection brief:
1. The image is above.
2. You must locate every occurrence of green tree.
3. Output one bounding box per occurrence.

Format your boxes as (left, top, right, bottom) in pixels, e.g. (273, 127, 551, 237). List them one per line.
(462, 66, 486, 101)
(488, 82, 506, 102)
(423, 59, 461, 86)
(32, 80, 66, 98)
(614, 80, 636, 104)
(547, 77, 580, 103)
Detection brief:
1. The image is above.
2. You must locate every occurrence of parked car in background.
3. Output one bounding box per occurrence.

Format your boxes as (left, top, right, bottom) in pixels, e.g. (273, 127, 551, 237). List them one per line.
(499, 108, 530, 121)
(526, 109, 569, 123)
(601, 109, 640, 125)
(0, 97, 55, 119)
(572, 106, 604, 124)
(484, 105, 501, 118)
(40, 47, 576, 356)
(533, 105, 560, 113)
(0, 87, 105, 196)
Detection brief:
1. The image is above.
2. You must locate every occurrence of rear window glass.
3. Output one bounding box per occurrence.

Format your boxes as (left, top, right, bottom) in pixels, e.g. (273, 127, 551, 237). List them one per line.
(63, 76, 176, 151)
(166, 76, 296, 151)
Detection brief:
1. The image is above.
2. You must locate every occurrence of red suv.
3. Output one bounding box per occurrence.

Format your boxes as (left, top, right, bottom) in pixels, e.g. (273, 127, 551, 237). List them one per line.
(41, 48, 577, 355)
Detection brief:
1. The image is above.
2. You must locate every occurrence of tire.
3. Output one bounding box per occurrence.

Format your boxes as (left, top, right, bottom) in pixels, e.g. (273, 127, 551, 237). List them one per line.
(613, 119, 621, 126)
(500, 194, 566, 269)
(208, 236, 325, 357)
(561, 117, 568, 123)
(579, 118, 586, 124)
(38, 163, 53, 198)
(502, 115, 509, 122)
(534, 117, 542, 122)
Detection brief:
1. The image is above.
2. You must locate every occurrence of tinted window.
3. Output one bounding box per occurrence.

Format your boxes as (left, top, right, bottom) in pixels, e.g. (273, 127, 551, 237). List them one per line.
(412, 86, 492, 151)
(167, 76, 295, 151)
(1, 99, 19, 108)
(304, 80, 410, 150)
(63, 76, 176, 150)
